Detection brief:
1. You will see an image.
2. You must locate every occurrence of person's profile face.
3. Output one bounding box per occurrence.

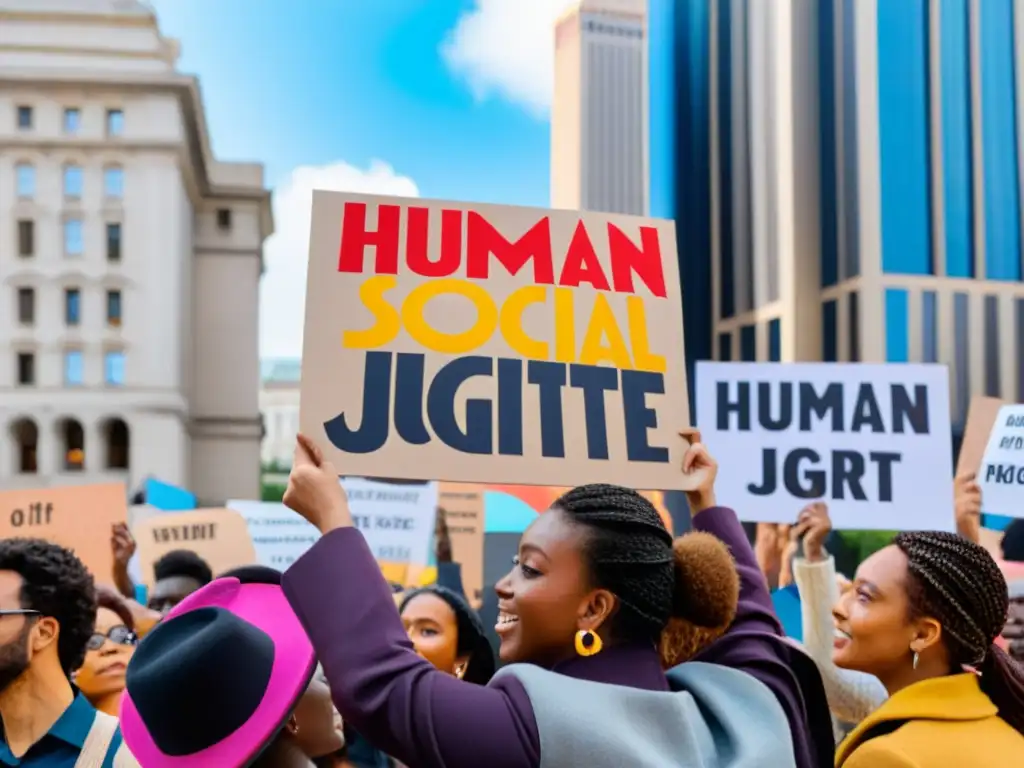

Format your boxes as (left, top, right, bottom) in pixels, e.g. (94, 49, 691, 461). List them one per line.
(401, 593, 462, 674)
(147, 576, 203, 615)
(832, 545, 923, 678)
(75, 607, 136, 700)
(493, 509, 591, 667)
(291, 666, 345, 758)
(0, 571, 34, 693)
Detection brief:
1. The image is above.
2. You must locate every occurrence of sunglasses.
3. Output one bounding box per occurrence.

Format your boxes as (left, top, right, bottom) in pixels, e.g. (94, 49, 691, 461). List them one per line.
(86, 625, 138, 651)
(0, 609, 40, 618)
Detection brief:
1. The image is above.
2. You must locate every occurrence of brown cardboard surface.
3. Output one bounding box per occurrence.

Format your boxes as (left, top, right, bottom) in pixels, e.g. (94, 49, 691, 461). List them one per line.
(134, 508, 256, 586)
(301, 192, 695, 490)
(958, 396, 1006, 475)
(438, 482, 486, 607)
(0, 483, 127, 580)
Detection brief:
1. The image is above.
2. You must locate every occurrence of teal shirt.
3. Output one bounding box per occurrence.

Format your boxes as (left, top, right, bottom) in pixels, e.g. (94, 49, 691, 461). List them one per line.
(0, 691, 123, 767)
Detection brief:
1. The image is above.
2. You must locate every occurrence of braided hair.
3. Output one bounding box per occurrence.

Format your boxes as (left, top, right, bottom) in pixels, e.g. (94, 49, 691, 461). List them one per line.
(894, 530, 1024, 734)
(554, 484, 737, 646)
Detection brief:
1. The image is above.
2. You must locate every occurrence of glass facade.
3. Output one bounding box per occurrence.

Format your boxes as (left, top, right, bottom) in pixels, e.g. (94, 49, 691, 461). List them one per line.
(647, 0, 1024, 422)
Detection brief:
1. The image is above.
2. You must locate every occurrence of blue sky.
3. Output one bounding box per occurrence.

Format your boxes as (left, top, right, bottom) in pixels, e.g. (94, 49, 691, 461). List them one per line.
(150, 0, 573, 358)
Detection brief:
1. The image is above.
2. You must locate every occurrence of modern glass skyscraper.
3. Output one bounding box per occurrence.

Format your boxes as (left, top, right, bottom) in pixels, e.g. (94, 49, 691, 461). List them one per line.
(650, 0, 1024, 431)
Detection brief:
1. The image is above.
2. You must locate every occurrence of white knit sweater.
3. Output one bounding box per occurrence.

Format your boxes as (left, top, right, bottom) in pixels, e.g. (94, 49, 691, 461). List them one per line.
(792, 555, 888, 724)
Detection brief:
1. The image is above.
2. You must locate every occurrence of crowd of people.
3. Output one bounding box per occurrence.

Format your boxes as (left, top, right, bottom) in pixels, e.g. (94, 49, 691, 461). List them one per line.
(0, 431, 1021, 766)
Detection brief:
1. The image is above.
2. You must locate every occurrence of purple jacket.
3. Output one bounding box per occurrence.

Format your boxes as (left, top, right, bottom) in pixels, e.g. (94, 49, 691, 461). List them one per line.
(283, 507, 830, 768)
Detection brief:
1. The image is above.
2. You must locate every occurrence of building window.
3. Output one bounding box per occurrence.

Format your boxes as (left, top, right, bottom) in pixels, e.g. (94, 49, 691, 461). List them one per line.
(16, 352, 35, 386)
(104, 351, 125, 386)
(739, 324, 756, 361)
(106, 290, 122, 326)
(63, 107, 81, 133)
(64, 219, 83, 256)
(984, 295, 1001, 397)
(60, 418, 85, 472)
(64, 350, 84, 386)
(64, 288, 81, 326)
(953, 292, 970, 427)
(922, 290, 938, 363)
(717, 332, 733, 362)
(104, 166, 124, 198)
(64, 164, 83, 198)
(822, 300, 838, 362)
(15, 163, 34, 198)
(17, 288, 34, 325)
(102, 418, 130, 470)
(217, 208, 232, 230)
(768, 318, 781, 362)
(10, 418, 38, 474)
(16, 106, 32, 130)
(17, 220, 34, 257)
(848, 291, 861, 362)
(884, 289, 910, 362)
(106, 223, 122, 261)
(106, 109, 124, 136)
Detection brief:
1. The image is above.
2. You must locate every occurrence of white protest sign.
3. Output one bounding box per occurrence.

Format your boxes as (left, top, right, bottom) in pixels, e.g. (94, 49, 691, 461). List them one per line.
(344, 478, 438, 563)
(230, 478, 439, 569)
(695, 362, 953, 531)
(227, 500, 321, 570)
(978, 405, 1024, 519)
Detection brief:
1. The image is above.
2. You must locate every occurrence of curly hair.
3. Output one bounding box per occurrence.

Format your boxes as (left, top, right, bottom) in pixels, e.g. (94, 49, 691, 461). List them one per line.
(0, 538, 97, 675)
(554, 484, 738, 650)
(895, 530, 1024, 735)
(153, 549, 213, 585)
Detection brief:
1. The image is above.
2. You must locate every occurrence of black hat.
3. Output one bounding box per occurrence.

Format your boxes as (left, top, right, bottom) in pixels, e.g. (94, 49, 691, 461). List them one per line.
(119, 576, 316, 766)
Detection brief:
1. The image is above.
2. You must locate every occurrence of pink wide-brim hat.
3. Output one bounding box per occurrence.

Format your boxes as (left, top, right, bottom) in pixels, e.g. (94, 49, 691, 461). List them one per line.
(119, 577, 315, 767)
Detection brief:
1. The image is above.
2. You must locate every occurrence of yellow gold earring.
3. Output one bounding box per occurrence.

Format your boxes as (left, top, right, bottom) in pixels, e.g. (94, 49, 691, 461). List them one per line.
(455, 664, 466, 679)
(575, 629, 603, 657)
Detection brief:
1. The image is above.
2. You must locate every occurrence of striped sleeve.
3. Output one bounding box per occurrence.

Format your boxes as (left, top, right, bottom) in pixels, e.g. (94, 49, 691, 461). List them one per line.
(105, 727, 140, 768)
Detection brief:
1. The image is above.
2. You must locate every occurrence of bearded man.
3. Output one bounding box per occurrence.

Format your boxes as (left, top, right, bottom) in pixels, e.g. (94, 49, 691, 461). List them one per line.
(0, 538, 135, 766)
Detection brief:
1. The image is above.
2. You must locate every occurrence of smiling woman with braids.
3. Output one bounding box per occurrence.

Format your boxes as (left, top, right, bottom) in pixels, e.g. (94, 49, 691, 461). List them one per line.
(832, 530, 1024, 766)
(278, 433, 836, 768)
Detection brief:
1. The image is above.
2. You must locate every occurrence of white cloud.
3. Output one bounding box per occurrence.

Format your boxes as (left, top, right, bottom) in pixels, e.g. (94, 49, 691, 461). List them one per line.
(259, 161, 419, 359)
(441, 0, 577, 117)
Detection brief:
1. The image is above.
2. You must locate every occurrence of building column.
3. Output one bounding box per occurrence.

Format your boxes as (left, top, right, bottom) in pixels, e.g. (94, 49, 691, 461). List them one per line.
(36, 415, 57, 477)
(775, 0, 823, 361)
(852, 0, 885, 362)
(84, 417, 103, 474)
(0, 425, 11, 479)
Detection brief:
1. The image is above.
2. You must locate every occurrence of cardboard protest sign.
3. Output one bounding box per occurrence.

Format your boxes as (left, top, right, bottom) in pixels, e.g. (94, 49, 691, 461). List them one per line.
(977, 404, 1024, 520)
(133, 508, 256, 585)
(438, 483, 486, 607)
(957, 396, 1006, 475)
(300, 192, 694, 490)
(0, 483, 127, 580)
(696, 362, 953, 530)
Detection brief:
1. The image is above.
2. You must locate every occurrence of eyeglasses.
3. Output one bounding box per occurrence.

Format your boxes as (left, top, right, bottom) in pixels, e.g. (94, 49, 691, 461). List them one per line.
(86, 625, 138, 651)
(0, 609, 40, 618)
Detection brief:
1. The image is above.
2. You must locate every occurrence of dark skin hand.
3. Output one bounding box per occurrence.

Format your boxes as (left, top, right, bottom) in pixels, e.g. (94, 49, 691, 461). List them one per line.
(679, 427, 718, 516)
(111, 522, 138, 599)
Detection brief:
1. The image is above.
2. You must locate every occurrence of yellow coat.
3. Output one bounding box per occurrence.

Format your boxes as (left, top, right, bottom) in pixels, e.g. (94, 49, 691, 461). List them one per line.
(835, 673, 1024, 767)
